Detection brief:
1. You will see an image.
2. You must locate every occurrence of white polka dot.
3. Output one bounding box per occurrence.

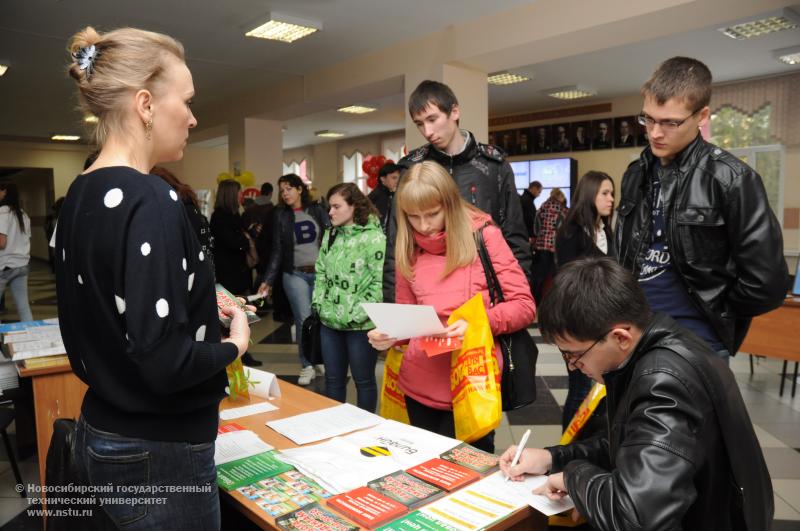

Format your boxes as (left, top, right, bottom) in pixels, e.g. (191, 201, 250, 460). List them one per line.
(195, 325, 206, 341)
(155, 298, 169, 318)
(62, 248, 65, 261)
(125, 333, 129, 341)
(656, 230, 662, 237)
(104, 188, 123, 208)
(169, 190, 178, 201)
(188, 273, 195, 291)
(77, 274, 83, 285)
(115, 295, 126, 314)
(182, 258, 187, 271)
(141, 242, 151, 256)
(199, 251, 205, 262)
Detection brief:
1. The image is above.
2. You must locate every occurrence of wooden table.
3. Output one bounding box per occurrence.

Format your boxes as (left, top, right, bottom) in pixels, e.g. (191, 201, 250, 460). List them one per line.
(219, 384, 546, 530)
(740, 297, 800, 397)
(17, 361, 87, 488)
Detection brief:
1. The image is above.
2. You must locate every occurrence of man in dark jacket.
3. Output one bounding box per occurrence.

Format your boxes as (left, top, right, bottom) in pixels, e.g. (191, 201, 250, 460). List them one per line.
(615, 56, 788, 361)
(384, 80, 532, 301)
(368, 162, 400, 233)
(519, 180, 542, 240)
(501, 257, 773, 531)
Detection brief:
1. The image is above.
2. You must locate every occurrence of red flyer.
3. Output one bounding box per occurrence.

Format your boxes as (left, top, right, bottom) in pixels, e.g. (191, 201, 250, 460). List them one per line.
(406, 458, 480, 491)
(327, 487, 407, 529)
(419, 336, 463, 357)
(217, 422, 246, 434)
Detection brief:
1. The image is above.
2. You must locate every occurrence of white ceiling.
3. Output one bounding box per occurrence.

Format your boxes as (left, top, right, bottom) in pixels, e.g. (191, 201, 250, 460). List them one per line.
(2, 1, 799, 149)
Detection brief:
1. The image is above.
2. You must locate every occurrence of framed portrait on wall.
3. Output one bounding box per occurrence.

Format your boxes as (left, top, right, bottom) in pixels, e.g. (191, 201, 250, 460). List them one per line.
(614, 116, 636, 148)
(636, 117, 649, 146)
(592, 119, 612, 150)
(551, 123, 571, 153)
(497, 129, 516, 155)
(532, 125, 552, 154)
(488, 131, 496, 147)
(571, 121, 590, 151)
(516, 127, 532, 155)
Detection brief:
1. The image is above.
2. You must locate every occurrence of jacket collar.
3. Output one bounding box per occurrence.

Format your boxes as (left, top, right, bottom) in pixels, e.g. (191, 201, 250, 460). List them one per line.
(428, 130, 477, 168)
(603, 313, 681, 383)
(638, 134, 706, 181)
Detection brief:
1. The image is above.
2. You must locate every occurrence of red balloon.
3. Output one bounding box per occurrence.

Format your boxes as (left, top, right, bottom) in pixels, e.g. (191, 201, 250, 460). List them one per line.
(367, 175, 378, 190)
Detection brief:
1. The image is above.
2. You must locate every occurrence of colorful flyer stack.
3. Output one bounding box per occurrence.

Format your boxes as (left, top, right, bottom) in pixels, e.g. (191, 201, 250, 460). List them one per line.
(327, 486, 408, 529)
(376, 511, 460, 531)
(367, 470, 445, 510)
(235, 469, 332, 518)
(439, 443, 499, 475)
(275, 502, 358, 531)
(406, 459, 480, 492)
(217, 450, 293, 491)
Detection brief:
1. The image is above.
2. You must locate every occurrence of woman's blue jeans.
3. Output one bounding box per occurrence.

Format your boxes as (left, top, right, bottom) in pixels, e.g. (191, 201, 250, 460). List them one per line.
(73, 416, 221, 530)
(320, 324, 378, 412)
(282, 271, 315, 368)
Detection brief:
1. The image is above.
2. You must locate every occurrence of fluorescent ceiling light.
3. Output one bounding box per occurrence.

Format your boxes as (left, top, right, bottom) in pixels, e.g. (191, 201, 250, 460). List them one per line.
(83, 115, 99, 124)
(51, 135, 81, 141)
(719, 9, 799, 39)
(315, 130, 345, 138)
(337, 105, 377, 114)
(546, 85, 597, 100)
(488, 71, 531, 86)
(774, 45, 800, 65)
(246, 12, 321, 43)
(0, 64, 8, 77)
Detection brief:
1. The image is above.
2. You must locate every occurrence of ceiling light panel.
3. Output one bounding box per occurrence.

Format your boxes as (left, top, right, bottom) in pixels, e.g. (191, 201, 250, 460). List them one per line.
(546, 86, 597, 100)
(337, 105, 377, 114)
(774, 45, 800, 65)
(719, 14, 797, 40)
(488, 72, 531, 86)
(246, 13, 321, 43)
(0, 64, 8, 77)
(51, 135, 81, 141)
(315, 130, 345, 138)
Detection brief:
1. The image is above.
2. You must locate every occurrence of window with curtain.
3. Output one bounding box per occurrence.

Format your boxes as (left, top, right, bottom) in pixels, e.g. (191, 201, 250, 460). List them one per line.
(342, 151, 367, 193)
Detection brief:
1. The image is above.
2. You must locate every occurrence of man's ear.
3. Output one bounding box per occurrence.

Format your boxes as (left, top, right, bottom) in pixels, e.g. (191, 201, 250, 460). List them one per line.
(449, 104, 460, 123)
(134, 89, 153, 124)
(612, 326, 635, 353)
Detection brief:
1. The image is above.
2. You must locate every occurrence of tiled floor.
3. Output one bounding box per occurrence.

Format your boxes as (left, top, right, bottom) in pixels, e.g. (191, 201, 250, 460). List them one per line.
(1, 260, 799, 528)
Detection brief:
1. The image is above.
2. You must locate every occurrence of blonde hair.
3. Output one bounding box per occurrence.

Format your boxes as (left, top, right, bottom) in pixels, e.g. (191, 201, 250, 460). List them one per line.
(550, 187, 566, 203)
(67, 27, 185, 146)
(395, 161, 479, 279)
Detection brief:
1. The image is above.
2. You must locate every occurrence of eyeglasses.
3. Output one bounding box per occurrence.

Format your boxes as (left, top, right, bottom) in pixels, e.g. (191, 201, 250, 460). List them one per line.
(558, 330, 613, 367)
(636, 109, 700, 132)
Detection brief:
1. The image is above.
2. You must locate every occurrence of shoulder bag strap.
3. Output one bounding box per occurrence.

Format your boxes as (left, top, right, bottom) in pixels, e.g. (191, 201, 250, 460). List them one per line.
(475, 225, 505, 305)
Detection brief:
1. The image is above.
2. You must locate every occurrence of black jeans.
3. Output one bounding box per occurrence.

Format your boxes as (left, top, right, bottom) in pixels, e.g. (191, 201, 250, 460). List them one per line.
(531, 250, 555, 304)
(404, 395, 495, 454)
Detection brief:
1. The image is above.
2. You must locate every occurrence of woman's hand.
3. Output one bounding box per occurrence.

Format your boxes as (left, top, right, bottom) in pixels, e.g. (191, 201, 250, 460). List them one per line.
(368, 329, 397, 351)
(443, 319, 468, 339)
(257, 283, 271, 298)
(220, 305, 250, 357)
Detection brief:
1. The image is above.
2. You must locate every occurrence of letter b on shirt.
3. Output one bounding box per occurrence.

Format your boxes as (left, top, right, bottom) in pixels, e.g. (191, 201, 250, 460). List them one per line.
(294, 220, 318, 244)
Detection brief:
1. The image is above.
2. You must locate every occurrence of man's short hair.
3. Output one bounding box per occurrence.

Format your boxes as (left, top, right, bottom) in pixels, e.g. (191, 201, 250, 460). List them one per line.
(641, 56, 712, 111)
(261, 182, 273, 196)
(379, 163, 402, 178)
(539, 257, 653, 343)
(408, 80, 459, 117)
(529, 181, 542, 191)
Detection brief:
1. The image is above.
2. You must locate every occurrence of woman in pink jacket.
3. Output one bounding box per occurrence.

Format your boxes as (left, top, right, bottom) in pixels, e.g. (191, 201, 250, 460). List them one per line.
(368, 161, 535, 453)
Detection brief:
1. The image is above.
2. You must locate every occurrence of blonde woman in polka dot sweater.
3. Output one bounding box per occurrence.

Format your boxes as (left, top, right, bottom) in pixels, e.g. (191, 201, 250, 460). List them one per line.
(57, 27, 250, 529)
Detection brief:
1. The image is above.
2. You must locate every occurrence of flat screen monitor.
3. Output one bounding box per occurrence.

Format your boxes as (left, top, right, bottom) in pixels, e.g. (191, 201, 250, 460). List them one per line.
(793, 259, 800, 296)
(511, 158, 577, 209)
(510, 161, 530, 191)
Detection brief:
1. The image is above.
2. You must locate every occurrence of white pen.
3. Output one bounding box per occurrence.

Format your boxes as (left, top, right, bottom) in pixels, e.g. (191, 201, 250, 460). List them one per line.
(506, 428, 531, 482)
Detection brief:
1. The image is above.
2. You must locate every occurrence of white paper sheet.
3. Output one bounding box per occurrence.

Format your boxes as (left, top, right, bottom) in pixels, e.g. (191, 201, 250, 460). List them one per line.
(214, 430, 274, 466)
(265, 403, 382, 445)
(219, 400, 279, 420)
(485, 471, 575, 516)
(276, 419, 461, 494)
(361, 303, 447, 340)
(243, 368, 281, 398)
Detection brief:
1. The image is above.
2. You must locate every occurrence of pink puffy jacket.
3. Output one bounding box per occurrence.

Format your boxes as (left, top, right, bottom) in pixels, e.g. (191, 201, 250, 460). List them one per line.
(396, 212, 536, 410)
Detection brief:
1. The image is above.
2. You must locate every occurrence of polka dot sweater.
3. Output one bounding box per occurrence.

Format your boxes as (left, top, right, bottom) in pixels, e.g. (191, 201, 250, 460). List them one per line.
(55, 167, 238, 443)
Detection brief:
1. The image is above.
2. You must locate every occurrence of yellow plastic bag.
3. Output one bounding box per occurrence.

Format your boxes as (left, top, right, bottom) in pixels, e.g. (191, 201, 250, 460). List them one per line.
(225, 358, 250, 401)
(559, 382, 606, 445)
(380, 346, 410, 424)
(450, 293, 502, 442)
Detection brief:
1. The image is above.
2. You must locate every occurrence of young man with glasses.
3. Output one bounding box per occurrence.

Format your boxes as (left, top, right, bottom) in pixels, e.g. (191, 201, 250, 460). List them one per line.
(500, 257, 772, 531)
(616, 56, 788, 363)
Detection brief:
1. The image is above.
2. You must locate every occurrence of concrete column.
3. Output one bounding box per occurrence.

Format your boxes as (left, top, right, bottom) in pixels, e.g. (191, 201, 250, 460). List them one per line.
(228, 117, 283, 185)
(404, 63, 488, 150)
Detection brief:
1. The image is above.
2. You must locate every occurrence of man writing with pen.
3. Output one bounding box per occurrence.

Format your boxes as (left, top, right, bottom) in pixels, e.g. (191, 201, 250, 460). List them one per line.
(499, 257, 772, 531)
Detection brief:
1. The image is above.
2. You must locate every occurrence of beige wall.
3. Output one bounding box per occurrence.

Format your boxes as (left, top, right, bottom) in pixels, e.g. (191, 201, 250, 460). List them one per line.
(0, 141, 88, 199)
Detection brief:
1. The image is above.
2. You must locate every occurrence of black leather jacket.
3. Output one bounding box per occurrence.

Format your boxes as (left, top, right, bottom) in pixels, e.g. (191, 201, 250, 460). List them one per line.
(262, 202, 330, 286)
(615, 135, 788, 353)
(548, 314, 773, 531)
(383, 131, 532, 301)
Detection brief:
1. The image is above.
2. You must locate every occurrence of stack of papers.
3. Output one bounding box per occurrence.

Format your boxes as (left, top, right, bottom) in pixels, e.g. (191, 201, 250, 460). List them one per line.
(215, 429, 274, 466)
(266, 403, 382, 445)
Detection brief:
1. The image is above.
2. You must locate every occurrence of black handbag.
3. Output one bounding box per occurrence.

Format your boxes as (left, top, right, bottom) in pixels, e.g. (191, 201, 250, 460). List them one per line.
(301, 312, 323, 366)
(475, 227, 538, 411)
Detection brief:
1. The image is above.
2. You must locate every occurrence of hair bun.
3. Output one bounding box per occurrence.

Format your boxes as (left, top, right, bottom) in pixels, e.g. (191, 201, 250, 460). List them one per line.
(67, 26, 101, 82)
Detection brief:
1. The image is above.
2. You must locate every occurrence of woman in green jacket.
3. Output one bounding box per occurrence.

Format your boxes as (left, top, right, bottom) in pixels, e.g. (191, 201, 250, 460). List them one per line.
(312, 183, 386, 412)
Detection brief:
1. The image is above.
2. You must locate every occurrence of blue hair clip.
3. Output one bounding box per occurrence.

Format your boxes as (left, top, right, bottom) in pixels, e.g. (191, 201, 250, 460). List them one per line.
(72, 45, 98, 78)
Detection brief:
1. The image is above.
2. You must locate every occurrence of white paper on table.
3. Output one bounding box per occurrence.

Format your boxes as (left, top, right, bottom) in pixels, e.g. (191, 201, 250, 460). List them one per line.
(214, 430, 274, 466)
(243, 368, 281, 398)
(484, 471, 575, 516)
(219, 401, 278, 420)
(361, 303, 447, 340)
(265, 402, 382, 445)
(276, 419, 461, 494)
